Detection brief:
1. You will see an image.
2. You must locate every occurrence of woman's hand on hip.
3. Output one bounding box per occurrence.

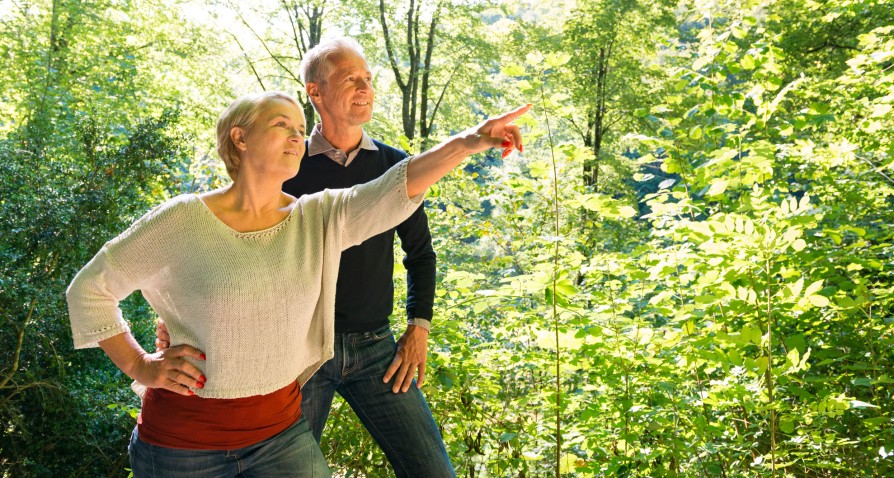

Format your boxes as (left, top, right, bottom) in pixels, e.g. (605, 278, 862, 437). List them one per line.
(133, 345, 207, 396)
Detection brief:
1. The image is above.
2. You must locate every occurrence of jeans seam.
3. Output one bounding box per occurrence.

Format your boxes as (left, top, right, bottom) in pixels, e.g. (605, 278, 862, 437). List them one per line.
(340, 386, 410, 474)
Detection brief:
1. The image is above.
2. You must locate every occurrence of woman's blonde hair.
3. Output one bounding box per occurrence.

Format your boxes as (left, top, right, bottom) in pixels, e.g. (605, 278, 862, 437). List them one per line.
(216, 91, 302, 180)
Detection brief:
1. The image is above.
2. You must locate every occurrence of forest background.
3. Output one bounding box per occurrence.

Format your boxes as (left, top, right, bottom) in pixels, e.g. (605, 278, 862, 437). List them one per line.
(1, 0, 892, 476)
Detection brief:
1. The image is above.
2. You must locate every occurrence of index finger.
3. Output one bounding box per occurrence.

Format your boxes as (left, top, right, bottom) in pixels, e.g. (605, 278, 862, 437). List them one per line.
(170, 343, 206, 361)
(383, 355, 403, 383)
(493, 104, 532, 124)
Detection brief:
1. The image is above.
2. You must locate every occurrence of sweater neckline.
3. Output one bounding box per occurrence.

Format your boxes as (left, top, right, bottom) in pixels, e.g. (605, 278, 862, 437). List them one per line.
(192, 195, 298, 239)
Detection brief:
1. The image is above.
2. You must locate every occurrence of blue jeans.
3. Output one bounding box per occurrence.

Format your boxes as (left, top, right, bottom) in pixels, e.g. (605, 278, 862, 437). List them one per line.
(302, 325, 455, 478)
(128, 416, 330, 477)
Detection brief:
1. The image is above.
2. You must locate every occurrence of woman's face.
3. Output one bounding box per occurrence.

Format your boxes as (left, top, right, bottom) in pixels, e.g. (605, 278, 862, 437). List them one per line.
(236, 98, 307, 181)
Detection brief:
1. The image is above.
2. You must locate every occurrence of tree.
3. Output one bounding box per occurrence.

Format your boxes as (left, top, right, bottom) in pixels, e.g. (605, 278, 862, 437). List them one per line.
(366, 0, 497, 148)
(0, 0, 228, 474)
(562, 0, 674, 192)
(222, 0, 330, 124)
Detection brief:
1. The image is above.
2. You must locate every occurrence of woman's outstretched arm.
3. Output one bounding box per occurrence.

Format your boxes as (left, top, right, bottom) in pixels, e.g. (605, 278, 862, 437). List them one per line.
(406, 104, 531, 198)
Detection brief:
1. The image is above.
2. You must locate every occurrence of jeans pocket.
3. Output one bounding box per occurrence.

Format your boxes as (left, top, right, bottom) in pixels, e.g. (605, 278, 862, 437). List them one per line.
(367, 324, 394, 341)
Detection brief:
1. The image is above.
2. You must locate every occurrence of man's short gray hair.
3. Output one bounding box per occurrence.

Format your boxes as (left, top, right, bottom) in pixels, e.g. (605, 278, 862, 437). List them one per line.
(299, 36, 366, 86)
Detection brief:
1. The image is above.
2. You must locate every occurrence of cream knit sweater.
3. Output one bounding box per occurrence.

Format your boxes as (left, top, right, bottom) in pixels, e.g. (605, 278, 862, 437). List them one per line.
(67, 159, 422, 399)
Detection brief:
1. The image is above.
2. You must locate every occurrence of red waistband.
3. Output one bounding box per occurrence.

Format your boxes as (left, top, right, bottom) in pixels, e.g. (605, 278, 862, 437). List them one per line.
(137, 381, 302, 449)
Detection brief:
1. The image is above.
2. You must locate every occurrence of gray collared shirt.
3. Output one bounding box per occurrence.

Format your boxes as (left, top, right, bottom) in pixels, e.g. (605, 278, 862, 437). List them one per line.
(307, 124, 379, 167)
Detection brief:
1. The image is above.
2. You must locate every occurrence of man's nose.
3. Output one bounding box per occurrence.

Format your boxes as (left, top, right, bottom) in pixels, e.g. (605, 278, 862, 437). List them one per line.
(356, 78, 373, 91)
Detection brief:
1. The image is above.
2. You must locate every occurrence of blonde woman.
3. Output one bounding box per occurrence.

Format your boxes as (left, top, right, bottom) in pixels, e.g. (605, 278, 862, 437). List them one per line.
(66, 91, 528, 477)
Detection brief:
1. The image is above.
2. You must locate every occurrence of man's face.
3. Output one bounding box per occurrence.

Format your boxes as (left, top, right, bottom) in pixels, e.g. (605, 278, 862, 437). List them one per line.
(312, 49, 374, 128)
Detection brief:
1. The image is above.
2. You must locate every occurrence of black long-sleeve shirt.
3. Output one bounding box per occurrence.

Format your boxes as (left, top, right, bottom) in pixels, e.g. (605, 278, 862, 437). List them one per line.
(282, 139, 436, 333)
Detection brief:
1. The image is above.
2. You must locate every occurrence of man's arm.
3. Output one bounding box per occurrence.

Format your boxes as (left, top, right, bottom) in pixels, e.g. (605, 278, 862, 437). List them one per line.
(383, 203, 436, 393)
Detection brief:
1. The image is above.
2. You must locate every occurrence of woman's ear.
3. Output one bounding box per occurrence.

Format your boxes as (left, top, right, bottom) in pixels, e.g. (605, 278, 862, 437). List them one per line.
(230, 127, 247, 151)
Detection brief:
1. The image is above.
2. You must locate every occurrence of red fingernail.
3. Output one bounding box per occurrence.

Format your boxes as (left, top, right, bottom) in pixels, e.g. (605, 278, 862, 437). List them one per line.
(502, 149, 510, 158)
(200, 375, 206, 382)
(520, 144, 524, 153)
(501, 140, 511, 148)
(196, 382, 204, 389)
(188, 390, 195, 396)
(200, 354, 206, 360)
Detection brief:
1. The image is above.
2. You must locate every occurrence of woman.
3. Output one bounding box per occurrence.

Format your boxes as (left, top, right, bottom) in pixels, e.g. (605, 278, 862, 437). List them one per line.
(66, 91, 528, 476)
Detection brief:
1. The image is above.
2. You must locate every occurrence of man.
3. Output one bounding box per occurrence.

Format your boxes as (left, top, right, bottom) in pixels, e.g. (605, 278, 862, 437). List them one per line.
(285, 37, 455, 477)
(160, 36, 454, 477)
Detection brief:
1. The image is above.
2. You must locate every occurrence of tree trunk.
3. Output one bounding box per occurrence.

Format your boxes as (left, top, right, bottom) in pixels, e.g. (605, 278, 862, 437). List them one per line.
(583, 39, 613, 192)
(283, 1, 325, 126)
(380, 0, 447, 146)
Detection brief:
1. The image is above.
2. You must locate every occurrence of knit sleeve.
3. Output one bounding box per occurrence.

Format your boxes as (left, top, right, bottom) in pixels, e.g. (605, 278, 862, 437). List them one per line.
(327, 158, 425, 251)
(66, 198, 182, 349)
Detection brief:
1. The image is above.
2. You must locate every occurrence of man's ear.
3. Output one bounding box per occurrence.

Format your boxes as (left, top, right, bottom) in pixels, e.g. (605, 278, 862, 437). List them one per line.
(230, 127, 247, 151)
(306, 82, 321, 102)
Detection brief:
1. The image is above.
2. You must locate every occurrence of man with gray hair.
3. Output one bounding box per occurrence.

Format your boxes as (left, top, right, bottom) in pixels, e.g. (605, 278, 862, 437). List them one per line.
(284, 36, 454, 476)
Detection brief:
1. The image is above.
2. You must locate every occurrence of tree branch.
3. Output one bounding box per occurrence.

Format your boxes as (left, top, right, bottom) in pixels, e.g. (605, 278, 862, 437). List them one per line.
(228, 32, 267, 91)
(238, 12, 301, 84)
(0, 298, 36, 390)
(379, 0, 406, 90)
(281, 1, 304, 59)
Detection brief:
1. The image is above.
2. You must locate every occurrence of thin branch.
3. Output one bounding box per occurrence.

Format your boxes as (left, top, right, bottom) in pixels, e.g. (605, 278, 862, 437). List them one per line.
(565, 115, 589, 143)
(426, 53, 464, 134)
(281, 0, 304, 56)
(237, 12, 302, 84)
(0, 298, 36, 390)
(856, 154, 894, 186)
(228, 32, 266, 91)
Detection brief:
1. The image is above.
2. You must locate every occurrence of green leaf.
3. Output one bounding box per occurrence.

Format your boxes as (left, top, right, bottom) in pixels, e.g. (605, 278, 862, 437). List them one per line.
(555, 279, 578, 297)
(525, 52, 545, 67)
(617, 206, 637, 219)
(707, 179, 729, 197)
(779, 419, 795, 434)
(808, 295, 830, 307)
(545, 52, 571, 68)
(864, 417, 889, 427)
(438, 373, 454, 390)
(689, 125, 703, 140)
(501, 64, 526, 77)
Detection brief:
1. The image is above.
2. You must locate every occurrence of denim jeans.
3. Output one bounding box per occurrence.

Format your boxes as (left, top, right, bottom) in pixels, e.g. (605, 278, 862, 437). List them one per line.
(302, 325, 455, 477)
(128, 416, 330, 477)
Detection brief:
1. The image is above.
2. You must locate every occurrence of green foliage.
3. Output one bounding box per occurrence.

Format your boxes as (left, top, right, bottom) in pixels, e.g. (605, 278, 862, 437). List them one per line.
(0, 111, 190, 475)
(2, 0, 892, 476)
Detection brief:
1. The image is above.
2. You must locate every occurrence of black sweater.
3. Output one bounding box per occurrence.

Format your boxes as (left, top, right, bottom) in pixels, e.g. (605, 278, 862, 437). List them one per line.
(282, 140, 436, 333)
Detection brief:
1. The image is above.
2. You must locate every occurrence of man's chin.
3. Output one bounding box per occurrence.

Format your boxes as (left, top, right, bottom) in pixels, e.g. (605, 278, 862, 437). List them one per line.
(349, 113, 373, 126)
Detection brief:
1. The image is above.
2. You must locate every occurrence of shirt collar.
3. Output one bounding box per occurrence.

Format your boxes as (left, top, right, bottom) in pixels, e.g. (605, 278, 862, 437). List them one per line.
(307, 124, 378, 157)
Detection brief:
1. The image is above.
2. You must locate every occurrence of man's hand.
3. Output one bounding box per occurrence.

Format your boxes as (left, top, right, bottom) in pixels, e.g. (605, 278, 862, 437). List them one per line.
(383, 325, 429, 393)
(155, 318, 171, 351)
